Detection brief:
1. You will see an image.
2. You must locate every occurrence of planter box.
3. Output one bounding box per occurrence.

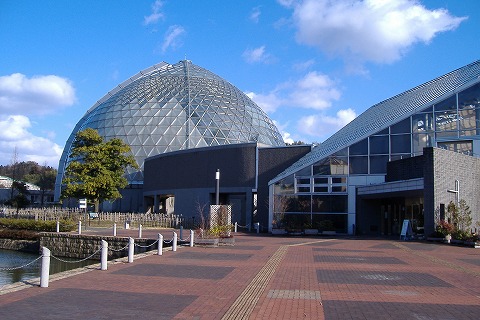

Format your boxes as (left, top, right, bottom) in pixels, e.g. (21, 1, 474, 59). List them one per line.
(271, 228, 287, 235)
(304, 229, 319, 235)
(195, 238, 219, 247)
(321, 231, 336, 236)
(426, 237, 445, 242)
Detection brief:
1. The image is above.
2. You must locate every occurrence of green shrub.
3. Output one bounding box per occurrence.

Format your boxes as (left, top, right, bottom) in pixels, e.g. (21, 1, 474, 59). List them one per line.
(0, 218, 76, 232)
(0, 229, 40, 240)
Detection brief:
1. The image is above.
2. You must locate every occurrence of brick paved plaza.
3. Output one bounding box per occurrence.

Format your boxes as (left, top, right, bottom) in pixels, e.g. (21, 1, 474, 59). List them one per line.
(1, 231, 479, 319)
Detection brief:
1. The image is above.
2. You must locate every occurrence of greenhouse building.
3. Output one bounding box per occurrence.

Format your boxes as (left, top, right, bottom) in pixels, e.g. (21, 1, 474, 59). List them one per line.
(268, 60, 480, 236)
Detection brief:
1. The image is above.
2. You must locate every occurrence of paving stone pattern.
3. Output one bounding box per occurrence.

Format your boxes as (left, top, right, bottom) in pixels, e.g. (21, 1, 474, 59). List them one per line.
(0, 229, 479, 319)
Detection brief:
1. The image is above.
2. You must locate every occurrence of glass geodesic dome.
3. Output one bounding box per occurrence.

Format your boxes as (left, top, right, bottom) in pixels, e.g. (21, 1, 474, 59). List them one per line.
(55, 60, 284, 196)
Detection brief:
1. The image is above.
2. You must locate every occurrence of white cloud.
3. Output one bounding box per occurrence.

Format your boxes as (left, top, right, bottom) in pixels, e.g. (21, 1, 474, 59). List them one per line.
(246, 91, 282, 114)
(250, 6, 261, 23)
(292, 59, 315, 71)
(281, 0, 467, 64)
(161, 25, 186, 53)
(0, 115, 62, 167)
(0, 73, 76, 116)
(242, 46, 275, 64)
(297, 108, 356, 138)
(144, 0, 164, 25)
(247, 71, 340, 113)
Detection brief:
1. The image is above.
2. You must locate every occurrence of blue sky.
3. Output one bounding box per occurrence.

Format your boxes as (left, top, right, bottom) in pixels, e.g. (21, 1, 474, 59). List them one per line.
(0, 0, 478, 168)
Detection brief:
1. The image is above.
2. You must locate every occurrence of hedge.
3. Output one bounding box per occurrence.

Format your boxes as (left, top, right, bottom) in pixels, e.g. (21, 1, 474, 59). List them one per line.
(0, 218, 76, 232)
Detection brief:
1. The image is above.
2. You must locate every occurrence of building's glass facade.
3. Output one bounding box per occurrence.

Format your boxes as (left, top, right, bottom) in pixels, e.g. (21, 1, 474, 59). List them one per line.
(55, 60, 284, 201)
(271, 62, 480, 234)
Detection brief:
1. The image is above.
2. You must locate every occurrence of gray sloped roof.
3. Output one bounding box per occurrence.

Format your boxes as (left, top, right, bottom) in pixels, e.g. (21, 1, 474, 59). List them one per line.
(270, 60, 480, 184)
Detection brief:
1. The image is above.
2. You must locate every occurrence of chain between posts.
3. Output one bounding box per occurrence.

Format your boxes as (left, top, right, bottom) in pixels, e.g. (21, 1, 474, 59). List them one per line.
(0, 255, 42, 271)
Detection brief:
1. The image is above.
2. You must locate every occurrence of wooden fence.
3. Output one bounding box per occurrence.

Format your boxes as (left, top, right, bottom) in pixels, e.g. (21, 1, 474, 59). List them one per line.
(0, 208, 190, 229)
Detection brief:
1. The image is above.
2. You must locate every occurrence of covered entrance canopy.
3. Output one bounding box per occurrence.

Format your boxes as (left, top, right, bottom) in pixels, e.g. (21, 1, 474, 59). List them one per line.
(357, 178, 424, 236)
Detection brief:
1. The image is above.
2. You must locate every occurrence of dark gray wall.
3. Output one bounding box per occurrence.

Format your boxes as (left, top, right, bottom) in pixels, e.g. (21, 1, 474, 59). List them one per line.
(257, 145, 312, 229)
(144, 143, 257, 191)
(386, 155, 424, 182)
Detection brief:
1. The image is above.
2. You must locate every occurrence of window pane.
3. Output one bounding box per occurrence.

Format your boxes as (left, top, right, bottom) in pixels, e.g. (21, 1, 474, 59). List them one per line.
(459, 108, 480, 131)
(297, 166, 311, 176)
(390, 118, 411, 134)
(370, 155, 389, 174)
(412, 113, 433, 132)
(435, 111, 458, 131)
(297, 178, 310, 185)
(314, 186, 328, 193)
(349, 156, 368, 174)
(370, 135, 389, 154)
(373, 128, 389, 135)
(434, 95, 456, 112)
(274, 175, 295, 195)
(437, 141, 472, 155)
(332, 186, 347, 193)
(412, 133, 432, 155)
(349, 138, 368, 155)
(458, 83, 480, 110)
(314, 177, 328, 184)
(297, 186, 310, 193)
(331, 177, 347, 184)
(391, 134, 411, 153)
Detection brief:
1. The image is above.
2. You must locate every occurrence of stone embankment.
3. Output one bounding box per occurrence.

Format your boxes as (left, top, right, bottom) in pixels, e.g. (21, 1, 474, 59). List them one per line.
(0, 239, 39, 253)
(39, 233, 158, 259)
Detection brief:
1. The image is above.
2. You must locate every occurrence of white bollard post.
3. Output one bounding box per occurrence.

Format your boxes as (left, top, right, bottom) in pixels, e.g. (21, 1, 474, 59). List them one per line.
(255, 222, 260, 234)
(78, 221, 82, 235)
(157, 233, 163, 255)
(56, 221, 60, 233)
(235, 222, 238, 233)
(190, 230, 194, 247)
(101, 240, 108, 270)
(128, 237, 134, 263)
(138, 224, 142, 238)
(40, 247, 51, 288)
(113, 223, 117, 236)
(173, 232, 177, 252)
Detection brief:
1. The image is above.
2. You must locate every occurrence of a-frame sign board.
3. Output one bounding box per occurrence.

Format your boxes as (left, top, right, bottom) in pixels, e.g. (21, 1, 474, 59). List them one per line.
(400, 219, 413, 240)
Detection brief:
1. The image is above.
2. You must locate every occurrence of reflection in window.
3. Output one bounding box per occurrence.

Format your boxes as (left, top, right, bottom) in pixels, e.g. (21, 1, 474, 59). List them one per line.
(274, 175, 295, 195)
(435, 96, 456, 112)
(412, 113, 433, 132)
(313, 156, 348, 175)
(437, 141, 472, 155)
(435, 111, 458, 132)
(312, 195, 348, 213)
(458, 83, 480, 110)
(459, 107, 480, 134)
(412, 133, 432, 155)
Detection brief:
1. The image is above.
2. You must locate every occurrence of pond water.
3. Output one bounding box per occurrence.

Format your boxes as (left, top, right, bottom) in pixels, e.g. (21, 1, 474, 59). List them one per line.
(0, 249, 97, 287)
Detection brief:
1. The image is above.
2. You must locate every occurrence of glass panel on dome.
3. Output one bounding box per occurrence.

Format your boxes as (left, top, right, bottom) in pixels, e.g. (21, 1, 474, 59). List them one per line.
(370, 135, 389, 154)
(390, 118, 411, 134)
(391, 134, 411, 153)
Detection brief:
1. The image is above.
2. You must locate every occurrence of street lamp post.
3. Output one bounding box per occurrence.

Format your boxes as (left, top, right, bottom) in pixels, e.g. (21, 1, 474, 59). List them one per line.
(215, 169, 220, 205)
